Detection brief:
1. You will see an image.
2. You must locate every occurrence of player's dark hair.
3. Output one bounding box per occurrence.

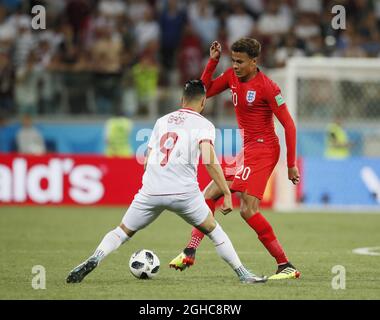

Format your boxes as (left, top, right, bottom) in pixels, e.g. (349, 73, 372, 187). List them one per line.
(183, 79, 206, 101)
(231, 38, 261, 58)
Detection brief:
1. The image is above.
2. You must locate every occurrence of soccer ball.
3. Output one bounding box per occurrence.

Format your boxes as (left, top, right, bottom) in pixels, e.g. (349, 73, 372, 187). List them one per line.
(129, 249, 160, 279)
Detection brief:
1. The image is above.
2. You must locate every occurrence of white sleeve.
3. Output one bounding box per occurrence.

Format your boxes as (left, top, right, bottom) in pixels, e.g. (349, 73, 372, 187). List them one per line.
(197, 121, 216, 146)
(148, 121, 159, 149)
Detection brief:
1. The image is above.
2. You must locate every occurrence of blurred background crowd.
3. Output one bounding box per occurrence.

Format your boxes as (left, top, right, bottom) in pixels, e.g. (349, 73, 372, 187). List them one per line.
(1, 0, 380, 118)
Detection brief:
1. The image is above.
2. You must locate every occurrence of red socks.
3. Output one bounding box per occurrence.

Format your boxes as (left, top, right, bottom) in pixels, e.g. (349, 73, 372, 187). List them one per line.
(187, 228, 204, 248)
(245, 212, 288, 265)
(186, 202, 288, 266)
(187, 199, 216, 249)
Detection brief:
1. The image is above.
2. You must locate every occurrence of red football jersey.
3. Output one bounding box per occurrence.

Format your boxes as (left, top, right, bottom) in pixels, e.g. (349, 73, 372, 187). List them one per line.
(201, 58, 296, 168)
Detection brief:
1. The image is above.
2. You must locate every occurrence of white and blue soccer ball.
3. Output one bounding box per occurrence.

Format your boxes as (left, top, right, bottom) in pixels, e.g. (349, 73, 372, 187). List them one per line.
(129, 249, 160, 279)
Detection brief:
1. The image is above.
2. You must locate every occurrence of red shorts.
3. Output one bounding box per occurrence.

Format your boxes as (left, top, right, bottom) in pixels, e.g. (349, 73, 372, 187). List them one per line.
(222, 145, 280, 200)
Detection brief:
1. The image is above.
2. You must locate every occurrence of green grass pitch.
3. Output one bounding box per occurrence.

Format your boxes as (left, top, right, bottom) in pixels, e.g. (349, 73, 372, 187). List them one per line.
(1, 206, 379, 300)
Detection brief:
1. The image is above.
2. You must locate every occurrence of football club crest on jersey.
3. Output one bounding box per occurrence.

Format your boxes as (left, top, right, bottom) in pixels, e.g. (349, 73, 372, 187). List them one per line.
(246, 90, 256, 103)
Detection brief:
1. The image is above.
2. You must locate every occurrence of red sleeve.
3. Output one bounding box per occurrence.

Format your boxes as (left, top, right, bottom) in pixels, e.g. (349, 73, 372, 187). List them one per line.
(265, 79, 297, 168)
(200, 58, 230, 98)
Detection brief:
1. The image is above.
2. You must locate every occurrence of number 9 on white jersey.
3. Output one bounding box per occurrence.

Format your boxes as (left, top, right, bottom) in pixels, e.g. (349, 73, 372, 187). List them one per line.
(141, 109, 215, 195)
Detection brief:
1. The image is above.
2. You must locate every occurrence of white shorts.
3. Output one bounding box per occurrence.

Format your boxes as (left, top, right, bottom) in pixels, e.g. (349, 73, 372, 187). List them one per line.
(121, 190, 210, 232)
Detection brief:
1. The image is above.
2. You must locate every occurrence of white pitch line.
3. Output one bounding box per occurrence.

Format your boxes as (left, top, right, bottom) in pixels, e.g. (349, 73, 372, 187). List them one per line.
(352, 247, 380, 256)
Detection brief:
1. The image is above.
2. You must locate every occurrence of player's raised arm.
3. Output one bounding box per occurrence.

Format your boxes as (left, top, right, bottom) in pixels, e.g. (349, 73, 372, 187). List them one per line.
(200, 41, 230, 98)
(200, 140, 232, 215)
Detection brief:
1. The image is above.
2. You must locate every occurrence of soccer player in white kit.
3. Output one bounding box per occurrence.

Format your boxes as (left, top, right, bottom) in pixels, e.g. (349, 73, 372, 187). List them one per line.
(66, 80, 267, 284)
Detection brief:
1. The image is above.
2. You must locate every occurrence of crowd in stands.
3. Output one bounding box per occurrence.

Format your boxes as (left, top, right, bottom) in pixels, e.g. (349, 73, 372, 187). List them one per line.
(0, 0, 379, 117)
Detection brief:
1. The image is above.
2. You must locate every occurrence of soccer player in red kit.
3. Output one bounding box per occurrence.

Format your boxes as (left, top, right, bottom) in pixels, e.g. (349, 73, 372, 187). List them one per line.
(169, 38, 301, 280)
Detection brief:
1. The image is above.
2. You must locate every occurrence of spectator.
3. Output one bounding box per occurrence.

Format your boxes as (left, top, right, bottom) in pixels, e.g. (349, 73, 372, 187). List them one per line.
(274, 33, 305, 67)
(294, 13, 321, 40)
(121, 70, 138, 117)
(65, 0, 91, 44)
(334, 20, 356, 54)
(91, 24, 122, 74)
(306, 35, 327, 56)
(135, 6, 160, 54)
(188, 0, 214, 22)
(13, 16, 34, 69)
(226, 1, 255, 46)
(358, 12, 380, 57)
(324, 118, 352, 159)
(177, 23, 203, 85)
(91, 24, 123, 114)
(117, 14, 137, 61)
(0, 5, 16, 45)
(213, 25, 230, 73)
(257, 0, 292, 38)
(188, 0, 219, 50)
(54, 43, 91, 114)
(132, 48, 159, 115)
(347, 0, 374, 23)
(14, 50, 40, 115)
(34, 38, 58, 114)
(16, 113, 46, 155)
(126, 0, 151, 25)
(4, 6, 31, 32)
(340, 33, 367, 58)
(118, 15, 138, 117)
(295, 0, 321, 15)
(98, 0, 127, 19)
(53, 20, 76, 66)
(159, 0, 187, 70)
(242, 0, 264, 19)
(362, 30, 380, 57)
(43, 0, 66, 21)
(104, 113, 134, 157)
(0, 50, 14, 115)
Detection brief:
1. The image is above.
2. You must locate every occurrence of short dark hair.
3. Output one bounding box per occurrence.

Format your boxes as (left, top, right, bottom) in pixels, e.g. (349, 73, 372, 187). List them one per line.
(231, 38, 261, 58)
(183, 79, 206, 101)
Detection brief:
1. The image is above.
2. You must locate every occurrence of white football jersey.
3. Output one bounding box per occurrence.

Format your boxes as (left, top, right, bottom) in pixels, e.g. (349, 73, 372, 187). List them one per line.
(141, 108, 215, 195)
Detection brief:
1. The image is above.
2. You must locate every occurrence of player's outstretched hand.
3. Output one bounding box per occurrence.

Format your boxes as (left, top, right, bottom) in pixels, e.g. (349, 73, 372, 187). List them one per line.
(210, 41, 222, 60)
(288, 166, 300, 185)
(220, 193, 233, 215)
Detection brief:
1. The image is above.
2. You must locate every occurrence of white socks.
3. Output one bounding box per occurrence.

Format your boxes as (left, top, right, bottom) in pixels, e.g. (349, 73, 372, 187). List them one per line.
(91, 223, 244, 275)
(93, 226, 129, 262)
(206, 223, 242, 270)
